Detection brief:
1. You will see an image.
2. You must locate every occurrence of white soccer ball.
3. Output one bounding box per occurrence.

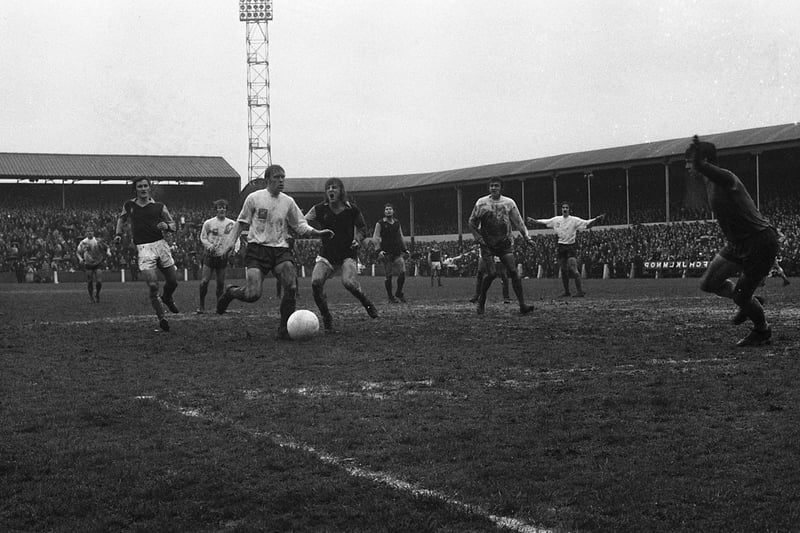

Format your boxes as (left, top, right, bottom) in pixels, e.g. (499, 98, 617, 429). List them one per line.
(287, 309, 320, 341)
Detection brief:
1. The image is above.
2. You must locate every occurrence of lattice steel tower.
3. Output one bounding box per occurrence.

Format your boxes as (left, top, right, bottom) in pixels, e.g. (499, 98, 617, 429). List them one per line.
(239, 1, 273, 182)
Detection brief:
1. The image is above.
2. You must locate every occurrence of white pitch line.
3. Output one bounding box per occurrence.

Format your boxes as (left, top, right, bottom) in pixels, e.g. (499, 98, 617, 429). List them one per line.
(137, 396, 554, 533)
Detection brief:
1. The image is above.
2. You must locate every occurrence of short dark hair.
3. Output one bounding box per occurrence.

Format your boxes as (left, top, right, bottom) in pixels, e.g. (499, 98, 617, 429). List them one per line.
(561, 202, 571, 209)
(685, 135, 718, 165)
(489, 177, 503, 190)
(384, 203, 394, 209)
(213, 199, 228, 209)
(264, 164, 286, 180)
(131, 176, 151, 189)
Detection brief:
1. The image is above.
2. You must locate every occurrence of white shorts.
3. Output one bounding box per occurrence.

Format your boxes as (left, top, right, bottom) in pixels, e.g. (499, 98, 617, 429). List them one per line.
(313, 256, 360, 285)
(136, 240, 176, 271)
(430, 261, 442, 271)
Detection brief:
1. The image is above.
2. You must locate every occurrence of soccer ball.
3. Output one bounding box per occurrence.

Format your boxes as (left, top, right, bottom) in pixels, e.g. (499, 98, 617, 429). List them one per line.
(287, 309, 319, 341)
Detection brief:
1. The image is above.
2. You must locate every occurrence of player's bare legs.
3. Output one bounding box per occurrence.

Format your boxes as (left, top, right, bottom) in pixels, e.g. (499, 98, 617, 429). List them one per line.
(559, 258, 571, 296)
(341, 259, 377, 318)
(198, 265, 213, 312)
(140, 269, 169, 331)
(475, 256, 496, 314)
(701, 254, 770, 344)
(159, 266, 179, 313)
(500, 252, 533, 314)
(700, 254, 739, 299)
(94, 269, 103, 302)
(311, 261, 334, 330)
(198, 265, 226, 313)
(85, 268, 101, 303)
(217, 267, 263, 314)
(567, 257, 584, 296)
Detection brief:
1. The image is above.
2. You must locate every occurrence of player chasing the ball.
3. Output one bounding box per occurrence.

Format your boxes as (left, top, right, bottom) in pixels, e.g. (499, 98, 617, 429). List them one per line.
(114, 176, 180, 332)
(468, 177, 535, 315)
(196, 199, 239, 314)
(76, 227, 111, 303)
(215, 164, 334, 341)
(527, 202, 605, 297)
(686, 135, 780, 347)
(304, 177, 378, 333)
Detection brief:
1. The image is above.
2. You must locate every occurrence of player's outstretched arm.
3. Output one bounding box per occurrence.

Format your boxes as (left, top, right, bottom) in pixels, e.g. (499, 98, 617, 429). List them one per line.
(526, 217, 550, 229)
(587, 213, 606, 228)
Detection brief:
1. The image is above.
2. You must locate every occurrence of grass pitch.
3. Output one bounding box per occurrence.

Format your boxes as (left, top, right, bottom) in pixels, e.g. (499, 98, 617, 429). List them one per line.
(1, 276, 799, 532)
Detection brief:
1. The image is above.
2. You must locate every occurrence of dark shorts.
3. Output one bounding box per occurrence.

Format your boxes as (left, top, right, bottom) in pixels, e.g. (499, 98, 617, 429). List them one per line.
(84, 263, 102, 271)
(203, 254, 229, 271)
(557, 243, 577, 262)
(481, 238, 513, 258)
(382, 254, 406, 277)
(244, 243, 294, 275)
(720, 227, 779, 279)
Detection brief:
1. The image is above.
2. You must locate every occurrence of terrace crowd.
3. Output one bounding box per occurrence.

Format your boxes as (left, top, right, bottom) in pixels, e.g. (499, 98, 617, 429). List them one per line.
(2, 194, 799, 282)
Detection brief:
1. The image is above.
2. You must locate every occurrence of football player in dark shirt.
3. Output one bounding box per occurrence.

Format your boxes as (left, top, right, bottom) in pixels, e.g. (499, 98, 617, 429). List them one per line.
(686, 135, 780, 347)
(114, 177, 180, 332)
(305, 178, 378, 331)
(372, 203, 409, 303)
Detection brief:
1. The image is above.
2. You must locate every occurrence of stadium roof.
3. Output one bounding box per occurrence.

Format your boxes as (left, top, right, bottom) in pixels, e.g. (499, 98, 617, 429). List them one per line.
(0, 153, 240, 181)
(283, 122, 800, 195)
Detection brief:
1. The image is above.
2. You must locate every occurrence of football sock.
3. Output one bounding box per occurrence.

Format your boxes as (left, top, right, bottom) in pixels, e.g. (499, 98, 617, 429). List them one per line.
(385, 279, 393, 298)
(199, 281, 209, 306)
(474, 272, 484, 299)
(163, 280, 177, 300)
(279, 293, 296, 333)
(511, 277, 525, 304)
(574, 275, 583, 294)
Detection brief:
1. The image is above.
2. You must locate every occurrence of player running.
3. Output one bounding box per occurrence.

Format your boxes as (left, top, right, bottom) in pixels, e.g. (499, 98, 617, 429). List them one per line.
(686, 135, 780, 347)
(215, 164, 333, 340)
(468, 177, 535, 315)
(114, 177, 180, 332)
(305, 177, 378, 332)
(76, 228, 111, 303)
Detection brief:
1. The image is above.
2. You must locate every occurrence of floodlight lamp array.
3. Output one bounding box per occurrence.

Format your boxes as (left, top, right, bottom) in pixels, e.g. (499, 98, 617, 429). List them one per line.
(239, 0, 273, 21)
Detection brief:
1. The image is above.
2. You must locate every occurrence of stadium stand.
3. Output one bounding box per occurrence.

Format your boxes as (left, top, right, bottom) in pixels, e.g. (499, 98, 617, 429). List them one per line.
(2, 199, 798, 283)
(2, 124, 800, 282)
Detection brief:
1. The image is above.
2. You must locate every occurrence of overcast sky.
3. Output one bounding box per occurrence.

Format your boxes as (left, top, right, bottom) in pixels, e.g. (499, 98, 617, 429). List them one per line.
(1, 1, 799, 189)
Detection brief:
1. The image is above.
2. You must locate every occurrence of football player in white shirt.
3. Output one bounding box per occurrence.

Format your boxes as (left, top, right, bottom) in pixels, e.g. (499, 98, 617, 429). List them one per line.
(216, 165, 333, 340)
(197, 199, 240, 313)
(468, 177, 535, 315)
(528, 202, 604, 297)
(76, 228, 111, 303)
